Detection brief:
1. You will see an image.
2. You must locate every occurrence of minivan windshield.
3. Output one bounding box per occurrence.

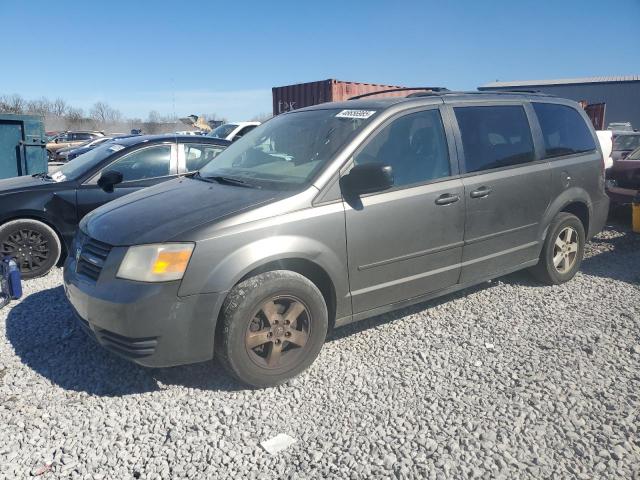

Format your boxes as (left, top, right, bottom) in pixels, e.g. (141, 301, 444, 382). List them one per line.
(613, 134, 640, 151)
(199, 108, 376, 188)
(51, 142, 123, 182)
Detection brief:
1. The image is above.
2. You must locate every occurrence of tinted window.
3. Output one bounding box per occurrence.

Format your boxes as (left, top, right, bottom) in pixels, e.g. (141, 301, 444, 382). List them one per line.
(533, 103, 596, 158)
(74, 133, 91, 141)
(184, 144, 225, 171)
(455, 105, 535, 173)
(354, 109, 450, 187)
(108, 145, 173, 181)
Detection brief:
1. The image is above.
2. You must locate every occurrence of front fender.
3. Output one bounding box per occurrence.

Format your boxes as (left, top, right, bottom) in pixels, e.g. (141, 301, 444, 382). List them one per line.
(179, 234, 345, 297)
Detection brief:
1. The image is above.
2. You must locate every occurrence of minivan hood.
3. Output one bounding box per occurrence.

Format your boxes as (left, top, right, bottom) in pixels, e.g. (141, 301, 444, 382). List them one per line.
(82, 177, 285, 245)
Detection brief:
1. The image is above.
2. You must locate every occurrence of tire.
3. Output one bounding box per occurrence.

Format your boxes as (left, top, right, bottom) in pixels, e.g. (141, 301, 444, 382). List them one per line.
(0, 219, 62, 279)
(215, 270, 328, 388)
(530, 212, 585, 285)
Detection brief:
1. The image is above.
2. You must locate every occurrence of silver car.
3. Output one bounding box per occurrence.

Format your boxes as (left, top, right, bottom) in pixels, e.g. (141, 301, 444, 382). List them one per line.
(64, 91, 609, 387)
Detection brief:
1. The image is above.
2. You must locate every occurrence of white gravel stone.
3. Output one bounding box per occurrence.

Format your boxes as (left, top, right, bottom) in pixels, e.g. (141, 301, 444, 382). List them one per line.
(0, 222, 639, 479)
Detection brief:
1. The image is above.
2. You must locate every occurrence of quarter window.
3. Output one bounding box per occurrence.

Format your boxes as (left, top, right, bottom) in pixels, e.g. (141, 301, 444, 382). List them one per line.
(455, 105, 535, 173)
(184, 144, 225, 171)
(353, 109, 451, 187)
(107, 145, 173, 181)
(533, 103, 596, 158)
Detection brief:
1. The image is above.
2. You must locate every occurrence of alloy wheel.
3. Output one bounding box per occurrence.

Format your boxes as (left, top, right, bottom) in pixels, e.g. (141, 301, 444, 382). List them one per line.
(245, 296, 311, 369)
(552, 226, 579, 274)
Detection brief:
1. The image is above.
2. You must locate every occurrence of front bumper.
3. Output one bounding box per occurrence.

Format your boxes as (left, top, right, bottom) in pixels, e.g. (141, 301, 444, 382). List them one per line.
(63, 254, 224, 368)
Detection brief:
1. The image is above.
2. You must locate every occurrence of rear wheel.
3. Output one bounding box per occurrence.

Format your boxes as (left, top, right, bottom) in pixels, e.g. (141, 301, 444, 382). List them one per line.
(216, 270, 328, 388)
(0, 219, 61, 279)
(530, 212, 585, 285)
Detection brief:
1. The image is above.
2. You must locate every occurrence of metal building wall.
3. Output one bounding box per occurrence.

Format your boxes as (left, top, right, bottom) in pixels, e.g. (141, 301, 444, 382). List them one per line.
(480, 81, 640, 129)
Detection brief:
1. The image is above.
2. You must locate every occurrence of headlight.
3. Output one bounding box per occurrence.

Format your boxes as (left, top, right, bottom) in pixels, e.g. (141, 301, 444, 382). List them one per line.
(117, 243, 195, 282)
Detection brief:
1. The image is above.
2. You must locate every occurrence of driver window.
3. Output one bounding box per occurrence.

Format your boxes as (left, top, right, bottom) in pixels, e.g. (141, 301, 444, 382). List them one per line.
(107, 145, 172, 182)
(353, 109, 450, 188)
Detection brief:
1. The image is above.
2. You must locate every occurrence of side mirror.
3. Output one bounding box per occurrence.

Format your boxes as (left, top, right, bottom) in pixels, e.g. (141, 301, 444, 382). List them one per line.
(97, 170, 124, 193)
(54, 138, 59, 143)
(340, 163, 394, 196)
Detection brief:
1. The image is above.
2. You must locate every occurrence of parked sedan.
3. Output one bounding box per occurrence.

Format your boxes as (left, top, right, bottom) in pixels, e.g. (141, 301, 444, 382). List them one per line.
(55, 137, 114, 162)
(0, 135, 229, 278)
(47, 131, 105, 161)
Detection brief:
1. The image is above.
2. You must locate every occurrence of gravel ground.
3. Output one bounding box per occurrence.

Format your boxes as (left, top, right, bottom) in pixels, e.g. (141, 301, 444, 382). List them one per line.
(1, 220, 639, 479)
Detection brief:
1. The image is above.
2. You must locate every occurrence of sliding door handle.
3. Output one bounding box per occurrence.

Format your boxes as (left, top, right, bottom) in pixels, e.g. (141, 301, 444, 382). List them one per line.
(435, 193, 460, 206)
(470, 187, 492, 199)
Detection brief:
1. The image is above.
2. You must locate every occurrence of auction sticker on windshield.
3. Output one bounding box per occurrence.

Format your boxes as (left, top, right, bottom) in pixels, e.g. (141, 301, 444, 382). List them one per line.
(335, 110, 376, 119)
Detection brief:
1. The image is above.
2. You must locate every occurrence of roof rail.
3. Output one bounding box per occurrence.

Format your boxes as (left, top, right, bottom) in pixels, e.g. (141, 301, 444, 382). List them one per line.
(349, 87, 449, 100)
(476, 88, 554, 96)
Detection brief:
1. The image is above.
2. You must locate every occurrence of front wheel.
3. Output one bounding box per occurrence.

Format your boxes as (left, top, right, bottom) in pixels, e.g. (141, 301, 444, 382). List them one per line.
(215, 270, 328, 388)
(530, 212, 585, 285)
(0, 219, 62, 279)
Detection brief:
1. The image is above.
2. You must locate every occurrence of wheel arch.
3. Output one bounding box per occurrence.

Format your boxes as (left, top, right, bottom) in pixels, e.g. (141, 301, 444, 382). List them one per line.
(237, 257, 338, 331)
(540, 187, 592, 242)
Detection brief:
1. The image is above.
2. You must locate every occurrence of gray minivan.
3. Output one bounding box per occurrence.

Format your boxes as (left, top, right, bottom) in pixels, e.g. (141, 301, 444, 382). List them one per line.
(63, 91, 609, 387)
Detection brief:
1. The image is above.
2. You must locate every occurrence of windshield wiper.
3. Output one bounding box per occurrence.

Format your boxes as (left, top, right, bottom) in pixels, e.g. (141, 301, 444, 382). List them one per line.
(208, 175, 261, 189)
(32, 172, 53, 180)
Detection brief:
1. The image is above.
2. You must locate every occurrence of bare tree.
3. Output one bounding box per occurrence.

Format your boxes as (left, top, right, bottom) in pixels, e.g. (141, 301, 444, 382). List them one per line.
(51, 98, 67, 116)
(26, 97, 52, 116)
(0, 94, 26, 114)
(65, 107, 85, 128)
(90, 101, 122, 125)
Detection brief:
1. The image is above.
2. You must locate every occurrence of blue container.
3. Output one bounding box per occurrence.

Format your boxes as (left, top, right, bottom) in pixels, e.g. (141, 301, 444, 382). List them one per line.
(0, 113, 47, 179)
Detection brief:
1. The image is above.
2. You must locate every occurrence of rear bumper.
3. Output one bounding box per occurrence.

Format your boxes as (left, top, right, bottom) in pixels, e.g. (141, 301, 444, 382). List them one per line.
(606, 185, 638, 206)
(63, 256, 225, 367)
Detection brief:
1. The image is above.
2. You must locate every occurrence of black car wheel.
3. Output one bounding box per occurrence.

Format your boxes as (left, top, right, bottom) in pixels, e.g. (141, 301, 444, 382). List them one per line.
(0, 219, 61, 279)
(216, 270, 328, 388)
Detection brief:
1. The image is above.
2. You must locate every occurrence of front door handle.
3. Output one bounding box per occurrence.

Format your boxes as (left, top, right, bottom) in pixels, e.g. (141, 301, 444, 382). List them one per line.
(470, 187, 492, 199)
(435, 193, 460, 206)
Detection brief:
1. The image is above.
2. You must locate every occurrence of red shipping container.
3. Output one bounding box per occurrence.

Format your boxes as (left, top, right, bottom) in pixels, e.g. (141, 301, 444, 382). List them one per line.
(272, 79, 427, 115)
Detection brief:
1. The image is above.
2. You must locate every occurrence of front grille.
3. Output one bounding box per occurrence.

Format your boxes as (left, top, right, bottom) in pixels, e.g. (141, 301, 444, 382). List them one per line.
(95, 328, 158, 358)
(77, 237, 112, 281)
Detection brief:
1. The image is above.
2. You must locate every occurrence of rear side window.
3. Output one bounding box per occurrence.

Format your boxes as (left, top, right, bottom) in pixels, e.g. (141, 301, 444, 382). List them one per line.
(454, 105, 535, 173)
(533, 103, 596, 158)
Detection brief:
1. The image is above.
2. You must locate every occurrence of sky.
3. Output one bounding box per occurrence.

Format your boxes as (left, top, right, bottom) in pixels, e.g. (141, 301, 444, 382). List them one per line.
(0, 0, 638, 121)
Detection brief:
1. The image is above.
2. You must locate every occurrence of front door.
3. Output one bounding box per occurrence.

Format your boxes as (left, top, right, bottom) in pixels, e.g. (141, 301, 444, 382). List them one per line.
(343, 107, 465, 314)
(450, 103, 552, 283)
(76, 143, 178, 220)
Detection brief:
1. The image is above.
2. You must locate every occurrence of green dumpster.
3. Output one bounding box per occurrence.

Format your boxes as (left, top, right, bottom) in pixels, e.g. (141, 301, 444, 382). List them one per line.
(0, 113, 47, 179)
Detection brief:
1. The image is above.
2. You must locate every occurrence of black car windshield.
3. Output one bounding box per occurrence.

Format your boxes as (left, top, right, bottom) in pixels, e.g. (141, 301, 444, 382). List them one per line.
(208, 124, 237, 139)
(627, 146, 640, 160)
(199, 108, 377, 188)
(51, 142, 124, 182)
(613, 134, 640, 150)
